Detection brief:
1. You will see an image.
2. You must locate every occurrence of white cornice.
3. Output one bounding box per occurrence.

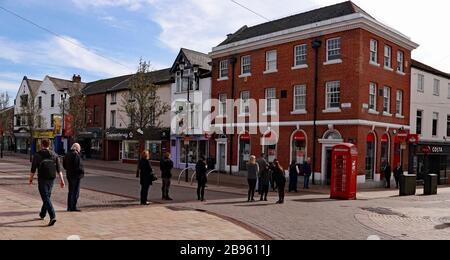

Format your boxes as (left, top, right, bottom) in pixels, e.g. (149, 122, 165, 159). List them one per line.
(210, 13, 419, 58)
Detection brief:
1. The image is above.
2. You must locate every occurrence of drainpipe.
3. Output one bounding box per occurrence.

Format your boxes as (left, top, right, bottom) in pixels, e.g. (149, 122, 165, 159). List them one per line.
(229, 57, 237, 176)
(311, 39, 322, 185)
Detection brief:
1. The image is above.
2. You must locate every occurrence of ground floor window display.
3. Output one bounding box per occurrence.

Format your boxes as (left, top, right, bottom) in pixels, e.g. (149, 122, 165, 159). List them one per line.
(180, 140, 208, 164)
(146, 141, 162, 161)
(239, 134, 251, 171)
(16, 138, 28, 153)
(365, 133, 376, 180)
(380, 134, 390, 172)
(123, 141, 140, 160)
(291, 131, 306, 164)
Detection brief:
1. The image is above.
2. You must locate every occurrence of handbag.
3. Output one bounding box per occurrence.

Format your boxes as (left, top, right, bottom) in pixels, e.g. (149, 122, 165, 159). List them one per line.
(151, 174, 158, 182)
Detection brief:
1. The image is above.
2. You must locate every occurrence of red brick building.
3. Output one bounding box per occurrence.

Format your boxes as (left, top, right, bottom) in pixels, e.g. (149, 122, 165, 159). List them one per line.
(209, 1, 419, 186)
(81, 75, 131, 160)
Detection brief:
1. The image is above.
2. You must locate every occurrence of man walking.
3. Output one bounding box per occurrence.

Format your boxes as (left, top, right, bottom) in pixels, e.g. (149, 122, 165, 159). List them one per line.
(160, 152, 174, 201)
(196, 156, 208, 202)
(256, 154, 269, 193)
(393, 163, 403, 189)
(384, 161, 392, 189)
(29, 139, 65, 226)
(63, 143, 84, 212)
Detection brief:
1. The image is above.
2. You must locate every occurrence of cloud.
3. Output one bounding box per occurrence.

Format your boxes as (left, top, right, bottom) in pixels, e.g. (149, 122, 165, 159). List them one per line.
(0, 36, 135, 78)
(72, 0, 147, 10)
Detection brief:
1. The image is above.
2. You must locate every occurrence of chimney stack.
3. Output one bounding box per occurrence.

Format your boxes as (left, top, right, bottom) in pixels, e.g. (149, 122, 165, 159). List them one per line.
(72, 74, 81, 83)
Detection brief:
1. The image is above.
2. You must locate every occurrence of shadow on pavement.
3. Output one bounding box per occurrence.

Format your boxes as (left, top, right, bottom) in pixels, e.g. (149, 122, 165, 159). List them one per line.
(0, 211, 37, 217)
(0, 218, 47, 228)
(234, 203, 274, 207)
(205, 200, 249, 206)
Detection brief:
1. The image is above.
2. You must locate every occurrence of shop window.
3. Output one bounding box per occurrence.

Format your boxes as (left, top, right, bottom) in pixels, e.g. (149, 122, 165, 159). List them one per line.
(180, 140, 208, 164)
(291, 131, 307, 165)
(380, 134, 390, 171)
(146, 141, 162, 161)
(365, 133, 376, 180)
(123, 141, 140, 160)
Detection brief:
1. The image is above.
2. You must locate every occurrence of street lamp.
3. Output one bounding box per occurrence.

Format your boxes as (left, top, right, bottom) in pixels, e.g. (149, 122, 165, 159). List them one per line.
(61, 90, 67, 155)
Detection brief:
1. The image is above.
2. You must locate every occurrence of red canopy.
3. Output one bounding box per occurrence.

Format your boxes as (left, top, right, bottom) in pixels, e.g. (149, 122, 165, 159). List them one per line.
(293, 131, 306, 141)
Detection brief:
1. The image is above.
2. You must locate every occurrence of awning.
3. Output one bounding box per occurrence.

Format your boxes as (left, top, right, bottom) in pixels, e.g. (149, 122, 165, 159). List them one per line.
(240, 132, 251, 141)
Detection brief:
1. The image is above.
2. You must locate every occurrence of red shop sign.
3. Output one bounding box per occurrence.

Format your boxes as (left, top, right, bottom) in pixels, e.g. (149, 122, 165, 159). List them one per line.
(293, 131, 306, 141)
(407, 134, 420, 144)
(240, 133, 251, 141)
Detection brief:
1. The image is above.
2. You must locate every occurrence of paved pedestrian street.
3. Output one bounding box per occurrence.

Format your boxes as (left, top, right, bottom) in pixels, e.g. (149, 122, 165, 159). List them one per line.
(1, 157, 449, 240)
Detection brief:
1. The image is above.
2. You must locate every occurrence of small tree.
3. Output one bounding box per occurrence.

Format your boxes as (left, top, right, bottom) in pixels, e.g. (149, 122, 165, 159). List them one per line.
(60, 82, 89, 139)
(121, 60, 170, 131)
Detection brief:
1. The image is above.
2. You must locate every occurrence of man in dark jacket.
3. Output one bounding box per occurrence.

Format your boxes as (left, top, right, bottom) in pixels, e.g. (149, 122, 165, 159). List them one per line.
(29, 139, 65, 226)
(63, 143, 84, 212)
(160, 152, 174, 201)
(303, 158, 312, 189)
(393, 163, 403, 189)
(384, 162, 392, 189)
(196, 156, 208, 201)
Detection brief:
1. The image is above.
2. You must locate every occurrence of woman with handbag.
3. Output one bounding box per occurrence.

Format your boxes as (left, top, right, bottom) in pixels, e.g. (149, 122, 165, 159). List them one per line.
(136, 150, 155, 205)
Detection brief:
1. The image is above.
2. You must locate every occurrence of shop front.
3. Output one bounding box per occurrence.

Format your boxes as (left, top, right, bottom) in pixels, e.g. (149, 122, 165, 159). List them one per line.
(171, 134, 209, 169)
(14, 130, 30, 154)
(33, 131, 56, 154)
(105, 129, 132, 161)
(413, 142, 450, 184)
(77, 128, 104, 159)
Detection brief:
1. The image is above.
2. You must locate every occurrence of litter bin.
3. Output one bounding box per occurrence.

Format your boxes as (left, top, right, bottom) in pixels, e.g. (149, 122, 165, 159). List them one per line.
(424, 174, 438, 195)
(399, 174, 416, 196)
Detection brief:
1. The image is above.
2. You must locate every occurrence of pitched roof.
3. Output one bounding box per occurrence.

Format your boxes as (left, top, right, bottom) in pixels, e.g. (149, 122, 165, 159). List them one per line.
(23, 77, 42, 95)
(411, 60, 450, 80)
(83, 68, 174, 95)
(219, 1, 370, 46)
(47, 76, 86, 92)
(181, 48, 211, 71)
(83, 74, 133, 95)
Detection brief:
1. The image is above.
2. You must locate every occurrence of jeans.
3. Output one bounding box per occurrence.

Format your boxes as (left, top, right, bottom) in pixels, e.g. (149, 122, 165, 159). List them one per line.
(247, 179, 257, 201)
(38, 179, 56, 220)
(260, 184, 269, 200)
(304, 175, 311, 189)
(162, 178, 171, 199)
(141, 184, 151, 204)
(197, 180, 206, 200)
(67, 175, 81, 211)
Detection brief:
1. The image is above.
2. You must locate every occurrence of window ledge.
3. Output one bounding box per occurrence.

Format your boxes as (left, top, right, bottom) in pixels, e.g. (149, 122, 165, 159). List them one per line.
(262, 112, 278, 116)
(238, 113, 250, 117)
(396, 71, 406, 76)
(215, 115, 228, 119)
(217, 77, 229, 82)
(322, 108, 342, 113)
(323, 59, 342, 65)
(382, 112, 393, 117)
(238, 73, 252, 78)
(369, 61, 381, 67)
(368, 109, 380, 115)
(292, 64, 308, 70)
(263, 70, 278, 74)
(291, 110, 307, 115)
(384, 66, 394, 72)
(395, 114, 405, 119)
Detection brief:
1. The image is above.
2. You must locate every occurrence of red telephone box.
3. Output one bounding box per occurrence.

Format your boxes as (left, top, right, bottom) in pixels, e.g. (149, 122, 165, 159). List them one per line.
(330, 143, 358, 200)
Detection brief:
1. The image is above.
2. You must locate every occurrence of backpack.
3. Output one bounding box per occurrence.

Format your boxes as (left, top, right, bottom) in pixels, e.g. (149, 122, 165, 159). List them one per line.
(38, 151, 57, 180)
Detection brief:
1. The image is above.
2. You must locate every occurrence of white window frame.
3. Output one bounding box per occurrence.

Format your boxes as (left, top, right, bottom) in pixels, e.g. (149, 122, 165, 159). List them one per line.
(219, 60, 228, 79)
(241, 55, 251, 76)
(326, 38, 341, 62)
(369, 83, 377, 111)
(448, 83, 450, 99)
(432, 112, 439, 137)
(175, 71, 182, 92)
(111, 92, 117, 103)
(265, 50, 277, 72)
(417, 74, 424, 92)
(110, 110, 116, 128)
(218, 94, 227, 117)
(396, 90, 403, 116)
(325, 81, 340, 110)
(416, 110, 423, 135)
(383, 86, 391, 114)
(294, 44, 307, 67)
(433, 79, 440, 96)
(240, 91, 250, 115)
(397, 51, 404, 73)
(370, 39, 378, 64)
(384, 46, 392, 69)
(265, 88, 276, 113)
(293, 85, 306, 111)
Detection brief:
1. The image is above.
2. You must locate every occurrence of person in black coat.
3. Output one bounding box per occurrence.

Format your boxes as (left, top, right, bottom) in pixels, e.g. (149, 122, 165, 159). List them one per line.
(384, 162, 392, 189)
(196, 156, 208, 202)
(160, 152, 174, 201)
(288, 160, 299, 193)
(63, 143, 84, 212)
(272, 159, 286, 204)
(136, 151, 155, 205)
(393, 163, 403, 189)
